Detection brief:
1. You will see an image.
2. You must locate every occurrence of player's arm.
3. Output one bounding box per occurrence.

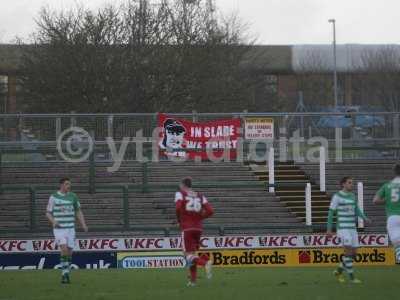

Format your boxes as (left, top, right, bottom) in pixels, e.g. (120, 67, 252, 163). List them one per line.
(355, 204, 367, 220)
(373, 184, 386, 205)
(327, 195, 338, 235)
(175, 202, 183, 223)
(46, 212, 57, 227)
(46, 196, 59, 228)
(76, 209, 88, 232)
(201, 196, 214, 219)
(74, 194, 88, 232)
(175, 192, 183, 224)
(356, 204, 371, 224)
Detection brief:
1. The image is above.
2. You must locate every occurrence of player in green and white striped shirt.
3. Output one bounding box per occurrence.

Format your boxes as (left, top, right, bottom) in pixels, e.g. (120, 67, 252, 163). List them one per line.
(373, 164, 400, 264)
(46, 177, 88, 284)
(327, 177, 371, 284)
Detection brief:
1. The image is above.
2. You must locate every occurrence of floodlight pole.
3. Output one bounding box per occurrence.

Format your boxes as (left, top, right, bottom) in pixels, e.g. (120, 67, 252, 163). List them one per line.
(329, 19, 338, 108)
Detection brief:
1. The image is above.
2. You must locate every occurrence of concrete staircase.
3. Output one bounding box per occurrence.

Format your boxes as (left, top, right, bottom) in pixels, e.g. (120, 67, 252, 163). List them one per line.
(247, 160, 331, 227)
(298, 160, 398, 232)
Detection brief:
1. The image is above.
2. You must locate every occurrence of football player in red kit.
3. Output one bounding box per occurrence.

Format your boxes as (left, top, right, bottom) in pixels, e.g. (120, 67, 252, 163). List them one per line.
(175, 177, 214, 287)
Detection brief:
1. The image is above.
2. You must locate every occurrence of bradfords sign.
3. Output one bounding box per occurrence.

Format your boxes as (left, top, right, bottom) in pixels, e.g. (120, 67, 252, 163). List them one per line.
(202, 248, 395, 267)
(208, 250, 286, 267)
(0, 234, 388, 253)
(115, 248, 395, 269)
(296, 248, 394, 266)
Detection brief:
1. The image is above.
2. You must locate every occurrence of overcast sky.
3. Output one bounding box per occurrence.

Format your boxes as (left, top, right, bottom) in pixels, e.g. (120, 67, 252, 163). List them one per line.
(0, 0, 399, 45)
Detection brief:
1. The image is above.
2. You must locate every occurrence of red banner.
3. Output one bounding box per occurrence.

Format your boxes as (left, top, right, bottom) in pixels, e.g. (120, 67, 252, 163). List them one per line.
(158, 113, 241, 160)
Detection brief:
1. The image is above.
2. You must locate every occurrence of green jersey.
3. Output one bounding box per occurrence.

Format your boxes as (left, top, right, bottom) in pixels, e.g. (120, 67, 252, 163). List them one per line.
(377, 177, 400, 217)
(327, 190, 367, 231)
(46, 191, 81, 229)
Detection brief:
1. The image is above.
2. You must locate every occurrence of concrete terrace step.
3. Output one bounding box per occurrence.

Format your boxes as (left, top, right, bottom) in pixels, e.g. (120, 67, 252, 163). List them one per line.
(0, 194, 278, 204)
(153, 201, 285, 208)
(129, 191, 272, 197)
(260, 179, 311, 184)
(276, 190, 326, 196)
(146, 179, 258, 185)
(289, 206, 329, 212)
(257, 175, 308, 180)
(0, 160, 304, 234)
(302, 170, 394, 177)
(252, 166, 303, 171)
(277, 195, 329, 199)
(282, 200, 330, 206)
(158, 211, 294, 218)
(133, 200, 283, 207)
(257, 167, 304, 174)
(159, 206, 290, 213)
(148, 167, 250, 172)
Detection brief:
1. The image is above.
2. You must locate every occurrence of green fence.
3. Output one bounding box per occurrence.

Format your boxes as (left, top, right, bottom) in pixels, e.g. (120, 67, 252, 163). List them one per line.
(1, 180, 285, 236)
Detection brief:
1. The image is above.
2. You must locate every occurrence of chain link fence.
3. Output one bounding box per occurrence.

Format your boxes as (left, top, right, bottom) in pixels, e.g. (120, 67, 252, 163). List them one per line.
(0, 112, 399, 163)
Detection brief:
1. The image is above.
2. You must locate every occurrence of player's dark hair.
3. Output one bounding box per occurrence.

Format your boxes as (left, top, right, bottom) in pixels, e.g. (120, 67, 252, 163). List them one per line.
(394, 164, 400, 176)
(181, 177, 192, 188)
(59, 177, 70, 185)
(340, 176, 352, 187)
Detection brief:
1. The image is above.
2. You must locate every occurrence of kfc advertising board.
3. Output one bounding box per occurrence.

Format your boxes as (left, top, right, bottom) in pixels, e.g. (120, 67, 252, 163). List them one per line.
(0, 234, 388, 253)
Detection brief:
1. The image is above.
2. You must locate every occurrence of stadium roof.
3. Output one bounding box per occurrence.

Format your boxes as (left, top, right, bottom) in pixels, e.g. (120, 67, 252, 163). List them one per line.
(292, 44, 400, 73)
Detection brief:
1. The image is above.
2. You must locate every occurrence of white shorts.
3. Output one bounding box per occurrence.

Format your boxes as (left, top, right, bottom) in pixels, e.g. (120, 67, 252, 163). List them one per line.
(387, 215, 400, 244)
(53, 228, 76, 249)
(337, 229, 359, 248)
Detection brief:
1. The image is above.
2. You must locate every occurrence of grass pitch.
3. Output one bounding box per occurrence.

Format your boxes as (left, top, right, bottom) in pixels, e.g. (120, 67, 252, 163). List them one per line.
(0, 267, 398, 300)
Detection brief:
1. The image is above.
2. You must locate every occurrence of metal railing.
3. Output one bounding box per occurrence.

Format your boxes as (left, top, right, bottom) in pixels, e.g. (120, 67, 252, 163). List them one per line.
(0, 149, 266, 193)
(1, 138, 399, 167)
(0, 112, 399, 164)
(0, 180, 280, 236)
(0, 112, 399, 142)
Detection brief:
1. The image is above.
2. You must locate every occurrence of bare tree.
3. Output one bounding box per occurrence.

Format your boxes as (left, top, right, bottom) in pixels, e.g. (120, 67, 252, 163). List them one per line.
(356, 46, 400, 111)
(297, 49, 334, 109)
(20, 4, 130, 112)
(19, 0, 269, 113)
